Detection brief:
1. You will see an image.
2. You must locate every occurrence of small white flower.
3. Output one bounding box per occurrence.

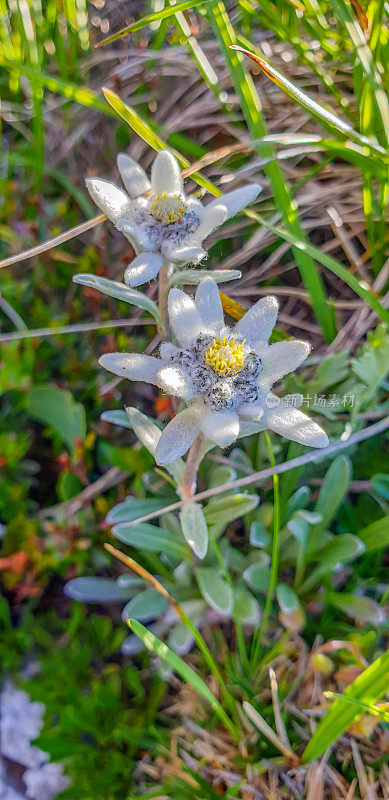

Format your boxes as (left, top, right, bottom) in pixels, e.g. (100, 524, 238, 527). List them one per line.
(99, 278, 329, 464)
(86, 150, 261, 287)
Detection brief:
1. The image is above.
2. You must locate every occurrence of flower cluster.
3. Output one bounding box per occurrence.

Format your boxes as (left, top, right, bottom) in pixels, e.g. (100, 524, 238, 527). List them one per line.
(86, 149, 261, 286)
(100, 277, 328, 464)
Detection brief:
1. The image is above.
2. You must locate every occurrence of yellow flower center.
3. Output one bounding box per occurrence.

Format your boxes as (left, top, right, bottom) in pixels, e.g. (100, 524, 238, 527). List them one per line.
(204, 335, 246, 377)
(150, 192, 185, 224)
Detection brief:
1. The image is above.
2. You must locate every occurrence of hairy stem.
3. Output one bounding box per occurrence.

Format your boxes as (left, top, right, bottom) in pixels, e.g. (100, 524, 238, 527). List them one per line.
(158, 261, 172, 338)
(182, 432, 204, 498)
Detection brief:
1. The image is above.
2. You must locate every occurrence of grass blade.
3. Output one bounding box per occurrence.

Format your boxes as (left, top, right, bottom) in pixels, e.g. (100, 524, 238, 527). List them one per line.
(206, 1, 336, 342)
(329, 0, 389, 146)
(97, 0, 210, 46)
(302, 649, 389, 762)
(128, 618, 238, 740)
(231, 44, 385, 155)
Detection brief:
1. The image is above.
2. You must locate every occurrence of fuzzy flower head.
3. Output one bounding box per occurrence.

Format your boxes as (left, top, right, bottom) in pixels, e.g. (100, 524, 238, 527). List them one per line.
(99, 278, 329, 465)
(86, 150, 261, 287)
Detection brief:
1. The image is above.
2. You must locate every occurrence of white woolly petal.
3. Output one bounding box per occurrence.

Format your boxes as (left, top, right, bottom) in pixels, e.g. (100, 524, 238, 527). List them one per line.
(239, 402, 265, 419)
(210, 183, 261, 221)
(157, 365, 195, 400)
(117, 153, 151, 198)
(155, 407, 200, 465)
(168, 288, 204, 347)
(264, 398, 329, 448)
(162, 242, 206, 265)
(99, 353, 161, 384)
(116, 218, 155, 251)
(85, 178, 132, 223)
(194, 203, 227, 242)
(159, 342, 179, 361)
(199, 408, 240, 448)
(195, 278, 224, 334)
(234, 295, 279, 346)
(124, 252, 163, 287)
(151, 150, 183, 195)
(260, 340, 311, 386)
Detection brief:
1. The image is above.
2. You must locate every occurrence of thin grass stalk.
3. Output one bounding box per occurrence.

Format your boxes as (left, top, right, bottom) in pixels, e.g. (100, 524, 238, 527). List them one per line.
(250, 433, 280, 667)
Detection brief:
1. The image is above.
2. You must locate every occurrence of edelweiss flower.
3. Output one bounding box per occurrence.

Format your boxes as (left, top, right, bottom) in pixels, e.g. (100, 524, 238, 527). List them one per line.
(86, 150, 261, 287)
(99, 278, 329, 465)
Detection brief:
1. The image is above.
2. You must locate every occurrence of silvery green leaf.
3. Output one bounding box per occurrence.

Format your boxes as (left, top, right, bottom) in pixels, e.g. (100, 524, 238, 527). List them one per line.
(233, 587, 261, 625)
(73, 273, 162, 324)
(126, 406, 161, 455)
(276, 583, 300, 613)
(250, 521, 270, 548)
(100, 409, 132, 429)
(64, 577, 132, 603)
(116, 574, 144, 589)
(209, 465, 237, 488)
(284, 486, 310, 521)
(126, 406, 185, 484)
(122, 588, 169, 623)
(113, 521, 189, 559)
(312, 455, 351, 533)
(287, 517, 309, 549)
(179, 503, 208, 559)
(195, 568, 233, 616)
(107, 496, 164, 524)
(168, 623, 195, 655)
(301, 534, 365, 592)
(168, 269, 241, 288)
(243, 563, 270, 594)
(204, 492, 259, 537)
(327, 592, 385, 625)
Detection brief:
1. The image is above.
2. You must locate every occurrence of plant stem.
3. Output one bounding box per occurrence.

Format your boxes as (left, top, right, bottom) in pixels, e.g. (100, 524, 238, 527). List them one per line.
(250, 432, 280, 668)
(158, 261, 172, 338)
(182, 432, 204, 497)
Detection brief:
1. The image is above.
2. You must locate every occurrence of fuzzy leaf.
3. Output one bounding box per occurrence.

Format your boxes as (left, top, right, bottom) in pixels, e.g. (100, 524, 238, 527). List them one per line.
(180, 503, 209, 559)
(195, 568, 233, 616)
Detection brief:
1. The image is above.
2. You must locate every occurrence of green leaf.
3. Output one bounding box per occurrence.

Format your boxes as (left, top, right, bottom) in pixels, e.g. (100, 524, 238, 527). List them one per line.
(204, 493, 259, 536)
(64, 577, 133, 603)
(312, 456, 351, 534)
(27, 385, 86, 456)
(113, 522, 189, 560)
(128, 618, 237, 738)
(107, 496, 165, 525)
(126, 407, 185, 484)
(97, 0, 211, 46)
(243, 561, 270, 593)
(301, 534, 365, 592)
(327, 592, 385, 625)
(195, 568, 233, 615)
(179, 503, 209, 559)
(73, 274, 161, 324)
(357, 517, 389, 552)
(302, 650, 389, 762)
(100, 410, 132, 429)
(233, 587, 261, 625)
(276, 584, 300, 614)
(249, 521, 270, 548)
(122, 589, 169, 623)
(371, 474, 389, 500)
